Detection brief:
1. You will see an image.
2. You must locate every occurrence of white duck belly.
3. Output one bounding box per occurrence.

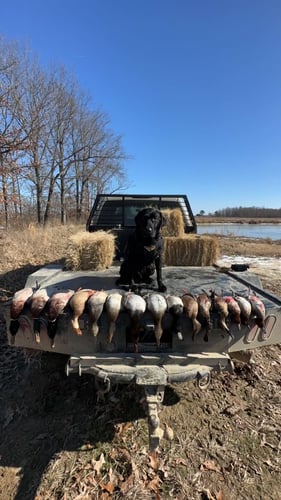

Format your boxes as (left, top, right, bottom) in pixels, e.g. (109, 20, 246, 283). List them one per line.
(233, 294, 252, 326)
(145, 293, 167, 346)
(105, 292, 123, 343)
(123, 292, 146, 317)
(122, 292, 146, 348)
(87, 290, 108, 336)
(30, 288, 49, 317)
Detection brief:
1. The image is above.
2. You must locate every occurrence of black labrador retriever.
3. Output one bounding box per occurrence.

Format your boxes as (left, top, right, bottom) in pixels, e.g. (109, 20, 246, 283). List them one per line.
(116, 207, 167, 292)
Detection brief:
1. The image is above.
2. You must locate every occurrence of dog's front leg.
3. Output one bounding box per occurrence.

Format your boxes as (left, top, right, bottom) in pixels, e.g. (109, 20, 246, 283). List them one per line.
(155, 255, 166, 292)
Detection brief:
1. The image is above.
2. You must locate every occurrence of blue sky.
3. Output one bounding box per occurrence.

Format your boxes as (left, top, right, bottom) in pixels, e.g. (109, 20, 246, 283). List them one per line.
(1, 0, 281, 214)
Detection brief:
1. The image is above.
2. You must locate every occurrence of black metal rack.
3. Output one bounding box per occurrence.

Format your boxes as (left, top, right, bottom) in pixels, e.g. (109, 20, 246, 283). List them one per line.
(86, 193, 197, 233)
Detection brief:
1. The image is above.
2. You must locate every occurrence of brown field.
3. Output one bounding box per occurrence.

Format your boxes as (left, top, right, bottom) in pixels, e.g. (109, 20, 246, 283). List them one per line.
(196, 216, 281, 224)
(0, 224, 281, 499)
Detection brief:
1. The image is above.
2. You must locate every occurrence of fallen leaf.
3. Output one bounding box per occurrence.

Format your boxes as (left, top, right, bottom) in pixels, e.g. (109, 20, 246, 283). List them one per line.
(100, 481, 115, 494)
(201, 460, 221, 473)
(108, 466, 119, 485)
(175, 457, 188, 466)
(114, 422, 131, 436)
(147, 475, 162, 493)
(119, 473, 136, 494)
(85, 475, 97, 487)
(92, 453, 105, 475)
(109, 447, 118, 460)
(163, 423, 174, 441)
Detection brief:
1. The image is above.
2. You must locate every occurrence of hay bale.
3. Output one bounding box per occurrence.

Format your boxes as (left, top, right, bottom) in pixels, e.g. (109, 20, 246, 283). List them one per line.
(161, 208, 185, 237)
(65, 230, 115, 270)
(163, 235, 220, 266)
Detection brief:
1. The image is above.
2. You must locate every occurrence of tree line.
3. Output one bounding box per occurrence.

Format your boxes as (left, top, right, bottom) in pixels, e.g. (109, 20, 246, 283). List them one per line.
(212, 207, 281, 218)
(0, 37, 129, 227)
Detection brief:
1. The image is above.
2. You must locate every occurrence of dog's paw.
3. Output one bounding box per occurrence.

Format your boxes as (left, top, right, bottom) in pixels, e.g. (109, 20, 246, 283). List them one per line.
(158, 283, 167, 293)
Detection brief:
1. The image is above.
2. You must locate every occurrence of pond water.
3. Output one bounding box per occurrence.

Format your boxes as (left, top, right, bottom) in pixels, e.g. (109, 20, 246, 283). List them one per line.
(197, 223, 281, 241)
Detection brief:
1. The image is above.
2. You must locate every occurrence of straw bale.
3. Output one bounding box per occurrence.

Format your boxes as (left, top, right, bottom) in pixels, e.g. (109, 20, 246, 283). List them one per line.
(161, 208, 185, 237)
(163, 235, 220, 266)
(65, 230, 115, 270)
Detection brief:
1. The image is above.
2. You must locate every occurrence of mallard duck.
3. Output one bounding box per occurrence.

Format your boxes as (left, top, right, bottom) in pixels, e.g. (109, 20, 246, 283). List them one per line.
(47, 289, 74, 347)
(9, 287, 34, 343)
(29, 287, 49, 343)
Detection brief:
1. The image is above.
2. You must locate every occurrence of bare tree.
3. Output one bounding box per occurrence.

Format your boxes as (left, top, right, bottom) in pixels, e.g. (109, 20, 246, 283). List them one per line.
(71, 106, 128, 221)
(0, 37, 130, 226)
(0, 38, 30, 226)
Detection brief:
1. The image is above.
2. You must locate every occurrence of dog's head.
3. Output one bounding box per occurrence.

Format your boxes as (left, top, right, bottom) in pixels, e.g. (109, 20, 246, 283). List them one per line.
(135, 207, 163, 240)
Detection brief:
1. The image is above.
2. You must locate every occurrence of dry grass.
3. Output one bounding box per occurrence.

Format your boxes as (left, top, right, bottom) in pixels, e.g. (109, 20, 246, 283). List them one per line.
(196, 216, 281, 224)
(65, 230, 115, 271)
(217, 234, 281, 258)
(163, 235, 219, 266)
(161, 209, 219, 266)
(162, 208, 185, 237)
(0, 223, 83, 272)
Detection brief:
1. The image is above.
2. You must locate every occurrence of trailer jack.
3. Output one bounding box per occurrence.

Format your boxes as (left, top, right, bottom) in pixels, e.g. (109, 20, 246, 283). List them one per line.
(142, 384, 165, 451)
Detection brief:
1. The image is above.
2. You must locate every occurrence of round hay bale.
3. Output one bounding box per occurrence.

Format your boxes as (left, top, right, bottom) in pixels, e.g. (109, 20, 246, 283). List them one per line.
(65, 230, 115, 270)
(163, 235, 220, 266)
(161, 208, 185, 237)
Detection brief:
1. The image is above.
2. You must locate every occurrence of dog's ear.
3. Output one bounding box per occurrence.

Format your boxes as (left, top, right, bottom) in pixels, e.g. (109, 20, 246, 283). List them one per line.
(134, 210, 143, 226)
(160, 212, 166, 227)
(155, 210, 164, 236)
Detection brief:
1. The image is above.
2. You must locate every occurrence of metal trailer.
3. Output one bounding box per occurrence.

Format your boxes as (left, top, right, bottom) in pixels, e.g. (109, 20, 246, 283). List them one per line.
(4, 264, 281, 450)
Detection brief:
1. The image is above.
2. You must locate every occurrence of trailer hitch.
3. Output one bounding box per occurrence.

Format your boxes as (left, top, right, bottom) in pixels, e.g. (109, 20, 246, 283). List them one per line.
(140, 385, 165, 451)
(65, 355, 234, 451)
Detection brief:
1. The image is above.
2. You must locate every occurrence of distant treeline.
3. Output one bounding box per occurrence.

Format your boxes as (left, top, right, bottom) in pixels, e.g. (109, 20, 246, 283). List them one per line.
(212, 207, 281, 218)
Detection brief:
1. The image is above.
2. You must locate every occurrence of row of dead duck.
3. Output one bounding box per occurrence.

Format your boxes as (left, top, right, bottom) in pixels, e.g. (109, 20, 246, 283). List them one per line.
(8, 283, 267, 350)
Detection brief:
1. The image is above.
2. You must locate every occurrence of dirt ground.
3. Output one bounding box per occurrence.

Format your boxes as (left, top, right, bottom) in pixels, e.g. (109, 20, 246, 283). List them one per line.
(0, 233, 281, 499)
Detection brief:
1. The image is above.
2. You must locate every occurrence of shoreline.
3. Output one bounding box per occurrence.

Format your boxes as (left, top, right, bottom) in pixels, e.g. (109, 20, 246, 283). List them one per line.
(196, 217, 281, 224)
